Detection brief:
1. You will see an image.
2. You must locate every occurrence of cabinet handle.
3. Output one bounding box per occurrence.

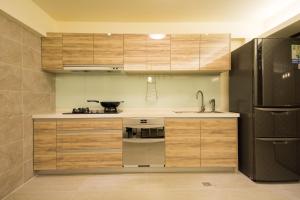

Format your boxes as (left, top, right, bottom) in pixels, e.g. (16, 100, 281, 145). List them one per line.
(255, 107, 300, 112)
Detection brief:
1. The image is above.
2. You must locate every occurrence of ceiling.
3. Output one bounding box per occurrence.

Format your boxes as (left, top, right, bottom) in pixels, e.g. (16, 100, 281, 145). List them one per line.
(32, 0, 296, 22)
(270, 20, 300, 38)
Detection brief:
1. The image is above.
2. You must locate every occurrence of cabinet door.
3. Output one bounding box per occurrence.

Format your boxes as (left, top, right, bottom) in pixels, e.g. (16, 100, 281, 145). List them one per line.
(41, 33, 63, 71)
(33, 120, 57, 170)
(165, 119, 200, 167)
(147, 35, 170, 71)
(171, 34, 200, 71)
(124, 34, 148, 71)
(62, 33, 94, 65)
(200, 34, 230, 71)
(94, 34, 124, 65)
(200, 119, 237, 167)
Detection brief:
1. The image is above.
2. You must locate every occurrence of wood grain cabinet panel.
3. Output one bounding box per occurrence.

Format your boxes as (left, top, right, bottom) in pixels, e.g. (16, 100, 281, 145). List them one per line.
(200, 34, 230, 71)
(57, 129, 122, 151)
(200, 119, 237, 168)
(57, 119, 122, 131)
(56, 119, 123, 169)
(33, 120, 57, 170)
(57, 152, 122, 169)
(41, 33, 63, 71)
(147, 35, 171, 71)
(124, 34, 148, 71)
(166, 129, 201, 167)
(165, 118, 200, 130)
(201, 119, 237, 130)
(165, 119, 201, 167)
(171, 34, 200, 71)
(62, 33, 94, 65)
(94, 34, 124, 65)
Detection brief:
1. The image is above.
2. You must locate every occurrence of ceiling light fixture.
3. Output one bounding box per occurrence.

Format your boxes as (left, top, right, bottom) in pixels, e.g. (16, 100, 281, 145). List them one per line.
(149, 33, 166, 40)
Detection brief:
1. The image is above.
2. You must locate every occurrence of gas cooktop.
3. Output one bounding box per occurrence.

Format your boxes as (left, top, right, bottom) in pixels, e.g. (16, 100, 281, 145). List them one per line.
(63, 107, 122, 114)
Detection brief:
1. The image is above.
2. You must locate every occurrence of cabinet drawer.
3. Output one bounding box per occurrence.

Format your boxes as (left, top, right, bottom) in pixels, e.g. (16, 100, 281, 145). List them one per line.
(255, 108, 300, 138)
(57, 130, 122, 151)
(201, 119, 236, 130)
(57, 119, 122, 131)
(57, 151, 122, 169)
(165, 119, 200, 130)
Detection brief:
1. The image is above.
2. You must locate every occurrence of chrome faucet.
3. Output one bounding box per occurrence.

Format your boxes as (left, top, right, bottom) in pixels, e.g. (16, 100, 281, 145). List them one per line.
(196, 90, 205, 112)
(209, 99, 216, 112)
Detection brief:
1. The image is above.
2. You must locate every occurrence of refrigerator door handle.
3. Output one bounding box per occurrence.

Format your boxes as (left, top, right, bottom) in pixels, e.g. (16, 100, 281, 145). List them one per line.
(272, 141, 289, 145)
(257, 138, 300, 142)
(255, 107, 300, 112)
(270, 111, 289, 115)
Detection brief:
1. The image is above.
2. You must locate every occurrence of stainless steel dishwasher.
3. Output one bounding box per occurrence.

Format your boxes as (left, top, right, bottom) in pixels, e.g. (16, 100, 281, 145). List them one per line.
(123, 118, 165, 167)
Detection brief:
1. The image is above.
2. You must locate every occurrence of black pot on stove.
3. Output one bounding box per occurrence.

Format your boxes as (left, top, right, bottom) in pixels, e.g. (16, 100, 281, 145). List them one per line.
(87, 100, 124, 113)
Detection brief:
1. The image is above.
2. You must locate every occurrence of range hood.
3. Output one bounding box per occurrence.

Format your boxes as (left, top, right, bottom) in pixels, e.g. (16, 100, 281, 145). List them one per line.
(63, 65, 123, 72)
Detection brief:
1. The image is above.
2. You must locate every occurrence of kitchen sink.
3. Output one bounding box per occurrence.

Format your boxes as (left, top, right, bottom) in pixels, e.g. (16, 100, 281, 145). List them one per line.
(173, 111, 223, 114)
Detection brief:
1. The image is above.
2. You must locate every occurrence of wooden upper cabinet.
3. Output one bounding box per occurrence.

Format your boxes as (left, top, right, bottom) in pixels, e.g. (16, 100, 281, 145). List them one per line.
(147, 35, 171, 71)
(124, 34, 148, 71)
(171, 34, 200, 71)
(41, 33, 63, 71)
(200, 34, 231, 71)
(62, 33, 94, 65)
(93, 34, 124, 65)
(41, 32, 231, 72)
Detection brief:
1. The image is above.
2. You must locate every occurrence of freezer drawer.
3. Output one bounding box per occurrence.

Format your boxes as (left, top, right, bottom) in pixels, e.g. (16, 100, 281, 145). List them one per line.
(254, 138, 300, 181)
(255, 108, 300, 138)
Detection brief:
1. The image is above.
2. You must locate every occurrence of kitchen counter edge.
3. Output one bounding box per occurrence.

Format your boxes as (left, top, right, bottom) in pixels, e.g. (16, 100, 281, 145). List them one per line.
(32, 112, 240, 119)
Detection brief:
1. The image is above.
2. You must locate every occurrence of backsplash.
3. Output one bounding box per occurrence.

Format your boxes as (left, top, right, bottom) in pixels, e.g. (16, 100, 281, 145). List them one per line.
(56, 73, 221, 111)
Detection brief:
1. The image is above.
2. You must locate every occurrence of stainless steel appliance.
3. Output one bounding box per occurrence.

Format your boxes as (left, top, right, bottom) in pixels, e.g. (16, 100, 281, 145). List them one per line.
(122, 118, 165, 167)
(230, 38, 300, 181)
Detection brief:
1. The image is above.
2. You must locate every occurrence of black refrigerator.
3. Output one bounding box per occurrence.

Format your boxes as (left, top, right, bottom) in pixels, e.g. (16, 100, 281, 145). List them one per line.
(230, 38, 300, 182)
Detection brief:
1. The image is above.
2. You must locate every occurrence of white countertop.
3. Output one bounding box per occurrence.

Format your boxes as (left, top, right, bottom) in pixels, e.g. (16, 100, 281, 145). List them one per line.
(32, 109, 239, 119)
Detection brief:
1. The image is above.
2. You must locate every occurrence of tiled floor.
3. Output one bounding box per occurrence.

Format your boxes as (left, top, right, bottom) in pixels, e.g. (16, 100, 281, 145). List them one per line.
(4, 173, 300, 200)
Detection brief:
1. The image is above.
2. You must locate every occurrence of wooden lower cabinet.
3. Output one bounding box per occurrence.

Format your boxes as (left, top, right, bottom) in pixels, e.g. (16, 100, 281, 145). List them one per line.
(34, 118, 237, 171)
(33, 118, 123, 171)
(201, 129, 237, 167)
(200, 119, 237, 168)
(165, 129, 201, 167)
(56, 119, 123, 169)
(165, 118, 237, 169)
(165, 119, 201, 167)
(33, 120, 57, 170)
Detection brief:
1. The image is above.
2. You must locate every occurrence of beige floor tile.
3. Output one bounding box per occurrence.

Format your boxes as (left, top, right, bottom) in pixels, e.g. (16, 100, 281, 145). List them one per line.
(4, 173, 300, 200)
